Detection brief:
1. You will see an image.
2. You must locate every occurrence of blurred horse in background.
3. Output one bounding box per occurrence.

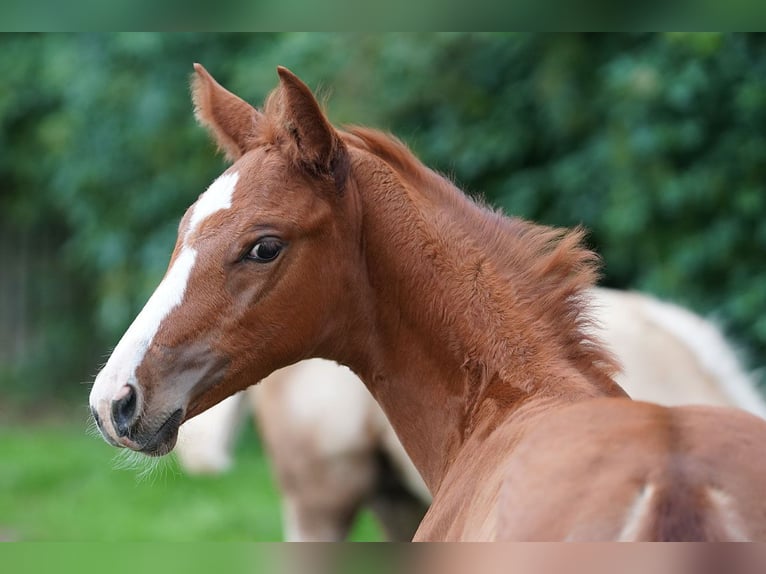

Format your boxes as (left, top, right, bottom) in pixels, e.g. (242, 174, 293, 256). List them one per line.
(176, 286, 766, 541)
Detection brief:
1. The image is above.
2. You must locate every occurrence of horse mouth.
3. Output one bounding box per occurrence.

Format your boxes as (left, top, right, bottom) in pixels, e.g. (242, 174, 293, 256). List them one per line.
(131, 409, 184, 457)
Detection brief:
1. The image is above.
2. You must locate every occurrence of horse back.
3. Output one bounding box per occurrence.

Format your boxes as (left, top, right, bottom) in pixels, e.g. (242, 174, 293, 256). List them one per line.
(495, 399, 766, 541)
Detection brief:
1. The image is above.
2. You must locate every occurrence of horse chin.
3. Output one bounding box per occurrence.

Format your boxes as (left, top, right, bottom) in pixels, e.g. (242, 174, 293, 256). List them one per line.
(134, 408, 184, 457)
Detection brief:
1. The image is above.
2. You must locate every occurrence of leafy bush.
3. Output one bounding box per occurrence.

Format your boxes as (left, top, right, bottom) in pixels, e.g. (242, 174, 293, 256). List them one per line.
(1, 33, 763, 399)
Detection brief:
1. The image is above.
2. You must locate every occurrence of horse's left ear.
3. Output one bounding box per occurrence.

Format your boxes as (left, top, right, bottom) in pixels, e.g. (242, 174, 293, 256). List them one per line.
(275, 66, 349, 192)
(192, 63, 262, 162)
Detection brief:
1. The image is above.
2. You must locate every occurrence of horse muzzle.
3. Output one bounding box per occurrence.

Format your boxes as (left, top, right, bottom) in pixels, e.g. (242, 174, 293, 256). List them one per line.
(90, 382, 184, 456)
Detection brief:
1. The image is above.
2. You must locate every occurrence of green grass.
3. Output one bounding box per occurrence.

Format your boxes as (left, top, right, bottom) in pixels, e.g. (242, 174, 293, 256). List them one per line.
(0, 418, 383, 541)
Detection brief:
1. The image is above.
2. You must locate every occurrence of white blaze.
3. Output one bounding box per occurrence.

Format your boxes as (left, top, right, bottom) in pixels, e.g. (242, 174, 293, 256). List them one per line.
(187, 172, 239, 239)
(89, 171, 239, 430)
(94, 247, 197, 393)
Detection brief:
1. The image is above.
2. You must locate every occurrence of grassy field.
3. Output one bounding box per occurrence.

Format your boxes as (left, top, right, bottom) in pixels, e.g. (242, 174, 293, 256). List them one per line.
(0, 416, 383, 541)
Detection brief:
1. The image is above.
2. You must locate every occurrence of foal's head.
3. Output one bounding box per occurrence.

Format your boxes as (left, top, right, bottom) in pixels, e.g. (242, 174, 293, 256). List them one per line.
(89, 66, 365, 455)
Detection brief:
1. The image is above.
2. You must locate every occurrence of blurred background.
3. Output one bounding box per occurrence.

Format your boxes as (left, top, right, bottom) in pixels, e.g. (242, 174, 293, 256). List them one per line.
(1, 32, 765, 541)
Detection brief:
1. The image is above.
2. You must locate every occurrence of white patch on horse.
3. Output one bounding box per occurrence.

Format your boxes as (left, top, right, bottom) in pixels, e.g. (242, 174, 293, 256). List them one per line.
(639, 295, 766, 418)
(617, 483, 655, 541)
(89, 171, 239, 430)
(284, 359, 373, 457)
(175, 392, 246, 474)
(282, 498, 309, 542)
(186, 171, 239, 241)
(706, 487, 749, 541)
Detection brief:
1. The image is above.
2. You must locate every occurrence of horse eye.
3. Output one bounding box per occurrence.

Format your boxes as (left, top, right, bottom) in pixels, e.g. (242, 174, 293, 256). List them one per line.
(247, 238, 283, 262)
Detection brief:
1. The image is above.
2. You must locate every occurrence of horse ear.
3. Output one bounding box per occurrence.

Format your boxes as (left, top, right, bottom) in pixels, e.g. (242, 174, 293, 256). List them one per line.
(275, 66, 349, 191)
(192, 63, 262, 162)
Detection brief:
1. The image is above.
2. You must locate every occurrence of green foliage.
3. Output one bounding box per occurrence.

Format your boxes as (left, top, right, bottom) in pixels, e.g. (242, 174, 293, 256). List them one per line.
(1, 33, 764, 399)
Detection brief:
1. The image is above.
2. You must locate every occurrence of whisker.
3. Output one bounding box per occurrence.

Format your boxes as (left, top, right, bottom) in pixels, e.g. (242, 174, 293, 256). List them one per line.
(112, 449, 146, 472)
(84, 417, 102, 438)
(82, 404, 103, 438)
(111, 448, 180, 484)
(136, 456, 161, 484)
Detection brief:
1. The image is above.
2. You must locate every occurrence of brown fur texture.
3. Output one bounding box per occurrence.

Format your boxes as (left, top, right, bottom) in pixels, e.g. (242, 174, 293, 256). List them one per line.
(96, 65, 766, 540)
(174, 287, 766, 541)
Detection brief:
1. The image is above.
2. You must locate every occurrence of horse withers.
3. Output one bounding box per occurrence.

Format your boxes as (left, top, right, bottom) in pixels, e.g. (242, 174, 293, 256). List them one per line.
(90, 65, 766, 541)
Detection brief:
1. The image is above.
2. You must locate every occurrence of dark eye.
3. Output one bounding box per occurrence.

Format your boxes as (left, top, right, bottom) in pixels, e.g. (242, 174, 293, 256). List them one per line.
(246, 238, 284, 262)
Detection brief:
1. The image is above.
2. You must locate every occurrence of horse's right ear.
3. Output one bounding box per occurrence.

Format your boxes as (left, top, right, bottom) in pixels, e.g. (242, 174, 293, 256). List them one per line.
(192, 63, 262, 162)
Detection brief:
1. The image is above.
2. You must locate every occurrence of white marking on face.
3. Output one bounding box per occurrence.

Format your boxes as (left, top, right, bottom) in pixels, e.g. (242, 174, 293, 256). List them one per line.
(617, 483, 655, 541)
(90, 247, 197, 421)
(187, 171, 239, 240)
(89, 171, 240, 437)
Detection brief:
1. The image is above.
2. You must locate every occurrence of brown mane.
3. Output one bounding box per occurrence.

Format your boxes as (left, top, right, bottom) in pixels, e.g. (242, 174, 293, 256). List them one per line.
(342, 126, 621, 399)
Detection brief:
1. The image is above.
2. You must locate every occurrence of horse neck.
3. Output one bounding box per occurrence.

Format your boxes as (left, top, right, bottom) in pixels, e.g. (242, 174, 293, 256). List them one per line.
(337, 132, 624, 493)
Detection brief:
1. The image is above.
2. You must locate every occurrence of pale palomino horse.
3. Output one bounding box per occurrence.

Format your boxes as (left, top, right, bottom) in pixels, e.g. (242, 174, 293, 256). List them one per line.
(90, 65, 766, 540)
(176, 287, 766, 541)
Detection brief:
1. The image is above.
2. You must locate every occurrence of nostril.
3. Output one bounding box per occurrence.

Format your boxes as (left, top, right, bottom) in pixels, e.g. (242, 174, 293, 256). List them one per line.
(111, 385, 138, 437)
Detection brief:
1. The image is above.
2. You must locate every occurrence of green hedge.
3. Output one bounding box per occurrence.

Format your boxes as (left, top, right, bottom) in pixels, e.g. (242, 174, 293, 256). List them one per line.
(1, 33, 763, 398)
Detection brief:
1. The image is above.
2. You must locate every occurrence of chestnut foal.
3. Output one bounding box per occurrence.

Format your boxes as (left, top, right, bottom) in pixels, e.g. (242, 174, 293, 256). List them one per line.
(90, 65, 766, 541)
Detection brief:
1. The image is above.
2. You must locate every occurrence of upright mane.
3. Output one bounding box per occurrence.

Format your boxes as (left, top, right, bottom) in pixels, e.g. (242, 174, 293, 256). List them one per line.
(342, 126, 622, 398)
(252, 88, 621, 398)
